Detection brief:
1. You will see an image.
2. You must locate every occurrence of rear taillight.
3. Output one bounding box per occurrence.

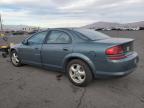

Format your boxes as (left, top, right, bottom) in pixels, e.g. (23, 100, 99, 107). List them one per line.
(106, 46, 124, 55)
(106, 45, 127, 60)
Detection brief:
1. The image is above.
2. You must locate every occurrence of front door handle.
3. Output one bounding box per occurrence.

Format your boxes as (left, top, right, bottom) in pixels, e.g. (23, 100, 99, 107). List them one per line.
(35, 47, 39, 50)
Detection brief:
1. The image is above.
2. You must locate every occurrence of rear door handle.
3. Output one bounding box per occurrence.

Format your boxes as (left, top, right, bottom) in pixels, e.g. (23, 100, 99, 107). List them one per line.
(63, 48, 69, 51)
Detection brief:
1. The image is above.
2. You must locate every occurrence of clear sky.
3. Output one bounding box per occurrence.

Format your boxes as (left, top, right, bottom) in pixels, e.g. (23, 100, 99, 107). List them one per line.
(0, 0, 144, 27)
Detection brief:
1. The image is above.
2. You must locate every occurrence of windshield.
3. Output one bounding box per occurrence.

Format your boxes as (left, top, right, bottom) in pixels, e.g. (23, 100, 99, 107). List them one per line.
(73, 28, 110, 41)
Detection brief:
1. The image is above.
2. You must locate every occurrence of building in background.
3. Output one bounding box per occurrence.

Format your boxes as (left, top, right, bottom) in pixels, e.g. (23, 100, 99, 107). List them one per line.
(3, 25, 39, 32)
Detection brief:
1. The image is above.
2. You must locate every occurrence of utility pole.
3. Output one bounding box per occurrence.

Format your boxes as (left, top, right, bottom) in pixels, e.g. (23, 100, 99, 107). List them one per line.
(0, 13, 3, 32)
(0, 13, 2, 37)
(0, 14, 7, 42)
(0, 13, 4, 38)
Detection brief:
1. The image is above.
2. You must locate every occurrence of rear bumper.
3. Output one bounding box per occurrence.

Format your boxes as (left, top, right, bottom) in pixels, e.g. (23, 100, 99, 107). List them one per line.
(93, 52, 139, 78)
(95, 67, 137, 78)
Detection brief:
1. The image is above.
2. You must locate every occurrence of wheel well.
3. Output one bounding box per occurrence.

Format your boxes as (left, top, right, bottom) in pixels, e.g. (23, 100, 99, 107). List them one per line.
(65, 57, 94, 78)
(11, 49, 15, 52)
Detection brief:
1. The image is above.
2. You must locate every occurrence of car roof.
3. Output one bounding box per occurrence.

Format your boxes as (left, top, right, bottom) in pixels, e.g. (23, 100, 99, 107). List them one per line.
(46, 27, 82, 31)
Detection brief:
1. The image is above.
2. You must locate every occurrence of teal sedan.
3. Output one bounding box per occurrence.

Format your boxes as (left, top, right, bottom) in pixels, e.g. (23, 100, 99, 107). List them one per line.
(10, 28, 139, 86)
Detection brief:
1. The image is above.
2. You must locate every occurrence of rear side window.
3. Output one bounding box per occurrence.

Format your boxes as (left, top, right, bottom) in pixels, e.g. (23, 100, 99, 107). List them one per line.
(47, 30, 71, 44)
(74, 28, 110, 41)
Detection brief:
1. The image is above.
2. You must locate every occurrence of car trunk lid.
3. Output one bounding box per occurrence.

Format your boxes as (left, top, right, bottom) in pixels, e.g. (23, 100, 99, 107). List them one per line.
(94, 38, 134, 60)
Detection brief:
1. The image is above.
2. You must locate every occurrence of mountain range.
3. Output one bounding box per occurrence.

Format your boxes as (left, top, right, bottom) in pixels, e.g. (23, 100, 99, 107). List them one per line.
(82, 21, 144, 29)
(1, 21, 144, 31)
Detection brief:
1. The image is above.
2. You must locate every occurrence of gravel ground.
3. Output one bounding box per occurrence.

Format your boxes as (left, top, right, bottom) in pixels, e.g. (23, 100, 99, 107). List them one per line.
(0, 31, 144, 108)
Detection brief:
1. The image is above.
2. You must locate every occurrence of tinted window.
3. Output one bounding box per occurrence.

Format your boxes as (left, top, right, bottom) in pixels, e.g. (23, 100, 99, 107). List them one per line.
(28, 31, 47, 44)
(73, 28, 110, 41)
(47, 31, 71, 43)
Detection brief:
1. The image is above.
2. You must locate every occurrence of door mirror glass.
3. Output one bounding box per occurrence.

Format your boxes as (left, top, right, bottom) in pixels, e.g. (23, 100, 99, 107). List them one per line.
(22, 39, 28, 45)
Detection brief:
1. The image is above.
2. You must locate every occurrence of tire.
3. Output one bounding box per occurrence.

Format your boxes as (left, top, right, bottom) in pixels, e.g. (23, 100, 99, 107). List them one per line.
(66, 59, 93, 87)
(10, 50, 22, 67)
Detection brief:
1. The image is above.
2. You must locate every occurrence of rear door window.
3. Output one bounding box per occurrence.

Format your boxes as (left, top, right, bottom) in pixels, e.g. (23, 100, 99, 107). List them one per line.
(47, 30, 71, 44)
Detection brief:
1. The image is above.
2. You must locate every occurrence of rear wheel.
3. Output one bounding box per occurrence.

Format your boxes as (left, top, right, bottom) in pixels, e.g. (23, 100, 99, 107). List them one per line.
(10, 50, 22, 67)
(67, 59, 93, 87)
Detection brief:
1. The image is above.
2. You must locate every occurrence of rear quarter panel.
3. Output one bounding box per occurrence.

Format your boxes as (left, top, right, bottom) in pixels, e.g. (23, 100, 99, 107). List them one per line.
(71, 42, 109, 74)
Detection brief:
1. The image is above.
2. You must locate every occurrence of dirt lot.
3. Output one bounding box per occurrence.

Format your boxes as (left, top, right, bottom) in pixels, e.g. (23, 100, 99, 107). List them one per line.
(0, 31, 144, 108)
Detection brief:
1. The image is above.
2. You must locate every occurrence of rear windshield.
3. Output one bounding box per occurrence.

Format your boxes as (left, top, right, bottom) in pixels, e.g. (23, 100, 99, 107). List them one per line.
(73, 28, 110, 41)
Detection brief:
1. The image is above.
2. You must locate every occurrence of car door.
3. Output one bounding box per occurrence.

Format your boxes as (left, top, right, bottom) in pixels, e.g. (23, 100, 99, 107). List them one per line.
(19, 31, 48, 65)
(41, 30, 73, 69)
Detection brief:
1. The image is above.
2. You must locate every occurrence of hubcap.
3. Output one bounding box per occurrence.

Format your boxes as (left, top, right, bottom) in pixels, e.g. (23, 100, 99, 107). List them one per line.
(69, 64, 86, 83)
(11, 53, 19, 65)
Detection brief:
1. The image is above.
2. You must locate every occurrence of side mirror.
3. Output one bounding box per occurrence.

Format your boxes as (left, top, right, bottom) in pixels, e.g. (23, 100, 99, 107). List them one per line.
(22, 39, 28, 45)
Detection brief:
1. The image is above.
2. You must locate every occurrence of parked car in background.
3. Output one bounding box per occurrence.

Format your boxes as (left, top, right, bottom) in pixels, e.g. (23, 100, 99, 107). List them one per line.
(28, 30, 39, 35)
(10, 28, 139, 86)
(12, 31, 25, 35)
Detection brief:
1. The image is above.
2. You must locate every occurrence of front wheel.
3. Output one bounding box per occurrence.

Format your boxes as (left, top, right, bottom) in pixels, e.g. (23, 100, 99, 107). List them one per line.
(10, 50, 22, 67)
(67, 59, 93, 87)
